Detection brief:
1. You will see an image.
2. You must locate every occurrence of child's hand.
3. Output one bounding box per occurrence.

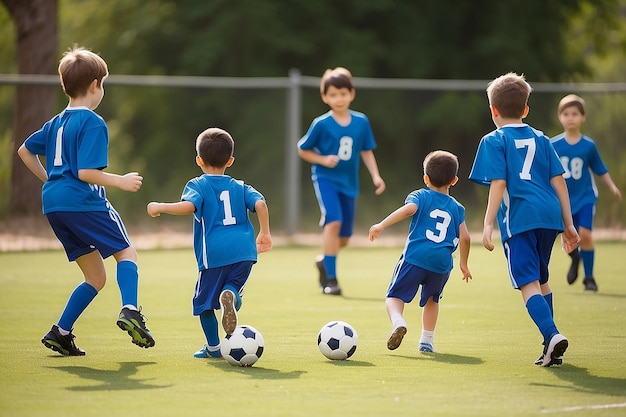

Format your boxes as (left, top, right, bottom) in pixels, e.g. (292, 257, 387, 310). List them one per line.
(612, 186, 622, 203)
(120, 172, 143, 192)
(322, 155, 339, 168)
(147, 202, 161, 217)
(256, 232, 273, 253)
(460, 264, 472, 282)
(561, 225, 580, 254)
(373, 176, 386, 195)
(368, 224, 384, 242)
(482, 224, 495, 251)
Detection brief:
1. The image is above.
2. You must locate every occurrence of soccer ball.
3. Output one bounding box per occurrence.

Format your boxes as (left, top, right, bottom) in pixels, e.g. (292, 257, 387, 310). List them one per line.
(317, 321, 358, 360)
(221, 325, 264, 367)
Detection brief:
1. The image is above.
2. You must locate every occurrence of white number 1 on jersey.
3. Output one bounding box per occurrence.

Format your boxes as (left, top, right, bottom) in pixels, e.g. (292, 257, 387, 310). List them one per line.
(220, 190, 237, 225)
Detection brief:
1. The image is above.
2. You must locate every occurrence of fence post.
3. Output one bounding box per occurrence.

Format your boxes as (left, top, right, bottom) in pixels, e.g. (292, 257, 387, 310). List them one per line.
(285, 68, 302, 236)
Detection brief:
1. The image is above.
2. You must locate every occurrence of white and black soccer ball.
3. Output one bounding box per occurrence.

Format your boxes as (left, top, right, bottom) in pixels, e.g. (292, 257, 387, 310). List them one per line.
(221, 325, 264, 367)
(317, 321, 358, 360)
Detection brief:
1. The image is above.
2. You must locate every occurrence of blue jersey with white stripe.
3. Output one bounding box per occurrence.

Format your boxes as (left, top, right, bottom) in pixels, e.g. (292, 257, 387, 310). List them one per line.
(550, 134, 608, 214)
(182, 174, 264, 270)
(469, 124, 565, 242)
(402, 188, 465, 274)
(297, 110, 377, 197)
(23, 107, 110, 213)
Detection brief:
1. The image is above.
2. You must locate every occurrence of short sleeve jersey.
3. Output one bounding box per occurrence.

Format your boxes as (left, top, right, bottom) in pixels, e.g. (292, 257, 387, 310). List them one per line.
(297, 110, 377, 197)
(550, 134, 608, 214)
(182, 174, 264, 270)
(23, 107, 110, 213)
(402, 188, 465, 274)
(469, 124, 565, 243)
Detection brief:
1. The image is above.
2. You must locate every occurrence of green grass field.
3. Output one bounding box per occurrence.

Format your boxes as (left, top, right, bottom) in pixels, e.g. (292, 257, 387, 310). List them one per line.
(1, 242, 625, 417)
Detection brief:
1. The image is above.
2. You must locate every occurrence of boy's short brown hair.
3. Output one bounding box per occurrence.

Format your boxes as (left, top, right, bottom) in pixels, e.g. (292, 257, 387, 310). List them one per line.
(558, 94, 586, 115)
(423, 150, 459, 188)
(196, 127, 234, 168)
(58, 46, 108, 98)
(486, 72, 532, 119)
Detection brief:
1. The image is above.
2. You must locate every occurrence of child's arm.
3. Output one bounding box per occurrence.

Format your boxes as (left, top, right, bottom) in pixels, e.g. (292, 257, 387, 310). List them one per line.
(482, 179, 506, 251)
(368, 203, 417, 242)
(550, 175, 581, 253)
(17, 144, 47, 182)
(458, 222, 472, 282)
(254, 199, 272, 253)
(147, 201, 195, 217)
(79, 169, 142, 192)
(297, 148, 339, 168)
(361, 150, 386, 195)
(599, 172, 622, 203)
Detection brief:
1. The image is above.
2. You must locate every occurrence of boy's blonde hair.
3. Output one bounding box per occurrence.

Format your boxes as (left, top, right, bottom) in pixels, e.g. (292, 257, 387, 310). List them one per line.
(486, 72, 532, 119)
(58, 46, 108, 98)
(558, 94, 586, 115)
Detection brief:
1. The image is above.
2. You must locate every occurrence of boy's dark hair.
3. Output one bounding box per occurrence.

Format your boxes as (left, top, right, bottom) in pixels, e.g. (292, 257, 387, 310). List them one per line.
(423, 150, 459, 188)
(486, 72, 532, 119)
(196, 128, 234, 167)
(322, 72, 354, 95)
(558, 94, 586, 115)
(58, 46, 108, 98)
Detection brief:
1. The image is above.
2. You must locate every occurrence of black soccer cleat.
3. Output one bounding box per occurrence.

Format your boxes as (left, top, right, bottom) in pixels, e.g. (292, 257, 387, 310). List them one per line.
(323, 279, 342, 296)
(116, 307, 155, 348)
(567, 250, 580, 284)
(583, 277, 598, 292)
(315, 255, 328, 290)
(41, 325, 86, 356)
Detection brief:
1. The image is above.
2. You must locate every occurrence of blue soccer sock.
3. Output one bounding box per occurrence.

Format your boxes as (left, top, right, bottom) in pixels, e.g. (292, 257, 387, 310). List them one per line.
(543, 292, 554, 318)
(199, 310, 220, 347)
(117, 260, 138, 308)
(525, 294, 559, 343)
(323, 255, 337, 279)
(58, 282, 98, 332)
(580, 249, 595, 278)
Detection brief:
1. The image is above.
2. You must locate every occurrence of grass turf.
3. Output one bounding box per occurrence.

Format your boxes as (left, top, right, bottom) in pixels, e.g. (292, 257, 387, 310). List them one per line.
(0, 242, 625, 416)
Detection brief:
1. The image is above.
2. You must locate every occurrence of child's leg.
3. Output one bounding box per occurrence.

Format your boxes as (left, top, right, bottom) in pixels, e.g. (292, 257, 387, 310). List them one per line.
(56, 251, 106, 332)
(113, 247, 139, 309)
(540, 282, 553, 317)
(386, 297, 407, 350)
(521, 282, 559, 343)
(196, 310, 221, 358)
(322, 221, 342, 279)
(419, 298, 438, 352)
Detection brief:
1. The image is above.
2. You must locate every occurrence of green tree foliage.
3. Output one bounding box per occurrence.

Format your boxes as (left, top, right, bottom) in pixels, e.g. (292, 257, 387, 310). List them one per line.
(1, 0, 624, 229)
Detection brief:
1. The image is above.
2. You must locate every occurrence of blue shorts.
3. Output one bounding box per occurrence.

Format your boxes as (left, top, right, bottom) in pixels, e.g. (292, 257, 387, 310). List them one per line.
(193, 261, 254, 315)
(386, 256, 450, 307)
(503, 229, 559, 289)
(572, 203, 595, 231)
(313, 177, 355, 238)
(46, 210, 131, 262)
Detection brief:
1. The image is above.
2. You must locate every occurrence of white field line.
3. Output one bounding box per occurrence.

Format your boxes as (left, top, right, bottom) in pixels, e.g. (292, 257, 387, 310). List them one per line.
(541, 402, 626, 414)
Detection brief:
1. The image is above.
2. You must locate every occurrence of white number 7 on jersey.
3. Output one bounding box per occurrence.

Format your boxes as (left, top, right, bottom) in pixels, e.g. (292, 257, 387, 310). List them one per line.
(515, 138, 536, 180)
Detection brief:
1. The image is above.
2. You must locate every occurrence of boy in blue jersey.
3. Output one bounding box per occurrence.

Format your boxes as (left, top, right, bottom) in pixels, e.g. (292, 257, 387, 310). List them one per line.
(369, 150, 472, 353)
(298, 67, 386, 295)
(147, 127, 272, 359)
(551, 94, 622, 291)
(469, 73, 580, 367)
(17, 46, 155, 356)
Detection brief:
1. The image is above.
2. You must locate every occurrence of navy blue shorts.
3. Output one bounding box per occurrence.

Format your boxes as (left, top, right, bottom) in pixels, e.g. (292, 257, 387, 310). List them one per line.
(503, 229, 559, 289)
(573, 203, 595, 231)
(386, 256, 450, 307)
(193, 261, 255, 315)
(313, 177, 355, 238)
(46, 210, 132, 262)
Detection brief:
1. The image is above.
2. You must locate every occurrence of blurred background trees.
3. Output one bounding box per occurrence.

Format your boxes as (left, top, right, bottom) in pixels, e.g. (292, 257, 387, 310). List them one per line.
(1, 0, 624, 234)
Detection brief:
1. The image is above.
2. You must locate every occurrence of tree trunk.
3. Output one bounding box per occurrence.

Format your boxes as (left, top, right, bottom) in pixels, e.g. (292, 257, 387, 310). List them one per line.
(3, 0, 57, 216)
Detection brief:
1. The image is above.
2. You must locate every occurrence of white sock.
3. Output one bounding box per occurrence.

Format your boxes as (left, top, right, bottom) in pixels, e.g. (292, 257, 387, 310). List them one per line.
(122, 304, 137, 311)
(57, 327, 70, 336)
(390, 313, 406, 329)
(420, 330, 434, 344)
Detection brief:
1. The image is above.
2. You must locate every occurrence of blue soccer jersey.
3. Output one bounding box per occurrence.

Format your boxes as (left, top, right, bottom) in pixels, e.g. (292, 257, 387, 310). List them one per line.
(23, 106, 110, 213)
(297, 110, 377, 197)
(550, 134, 608, 214)
(469, 124, 566, 242)
(402, 188, 465, 274)
(182, 174, 264, 270)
